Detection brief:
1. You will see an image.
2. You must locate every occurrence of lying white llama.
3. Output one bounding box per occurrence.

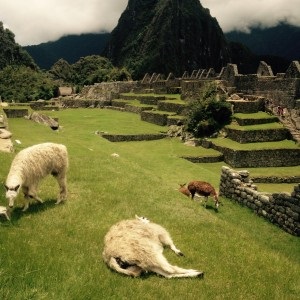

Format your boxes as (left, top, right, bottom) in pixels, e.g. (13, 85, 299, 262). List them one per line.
(5, 143, 68, 211)
(102, 215, 204, 278)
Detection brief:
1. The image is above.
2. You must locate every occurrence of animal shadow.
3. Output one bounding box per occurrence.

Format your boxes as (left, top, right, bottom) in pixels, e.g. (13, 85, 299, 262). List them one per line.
(7, 199, 60, 222)
(200, 202, 219, 212)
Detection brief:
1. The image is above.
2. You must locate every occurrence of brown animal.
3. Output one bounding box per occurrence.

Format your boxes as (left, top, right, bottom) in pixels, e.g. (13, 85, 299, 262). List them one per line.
(178, 183, 191, 197)
(187, 181, 219, 209)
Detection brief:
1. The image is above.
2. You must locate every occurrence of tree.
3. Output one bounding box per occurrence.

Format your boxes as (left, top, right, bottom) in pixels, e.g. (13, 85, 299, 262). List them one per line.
(185, 82, 232, 137)
(48, 59, 74, 83)
(49, 55, 132, 87)
(0, 66, 57, 102)
(0, 22, 37, 70)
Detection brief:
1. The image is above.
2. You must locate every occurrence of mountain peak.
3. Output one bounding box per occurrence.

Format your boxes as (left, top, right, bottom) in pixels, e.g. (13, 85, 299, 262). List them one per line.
(103, 0, 231, 78)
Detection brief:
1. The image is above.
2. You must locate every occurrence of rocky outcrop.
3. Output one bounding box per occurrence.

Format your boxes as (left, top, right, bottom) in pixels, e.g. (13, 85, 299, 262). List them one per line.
(28, 112, 59, 130)
(0, 111, 13, 153)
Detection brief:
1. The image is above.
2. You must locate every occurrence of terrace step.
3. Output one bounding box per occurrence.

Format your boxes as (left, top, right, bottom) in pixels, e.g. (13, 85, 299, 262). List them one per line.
(111, 99, 132, 108)
(181, 153, 224, 163)
(208, 139, 300, 167)
(167, 115, 186, 126)
(124, 104, 156, 114)
(227, 99, 264, 113)
(119, 94, 166, 105)
(157, 101, 188, 115)
(225, 124, 290, 143)
(234, 112, 278, 126)
(101, 133, 167, 142)
(140, 110, 176, 126)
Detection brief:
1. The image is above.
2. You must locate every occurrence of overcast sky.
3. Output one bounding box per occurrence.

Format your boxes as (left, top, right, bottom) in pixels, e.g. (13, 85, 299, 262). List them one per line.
(1, 0, 300, 46)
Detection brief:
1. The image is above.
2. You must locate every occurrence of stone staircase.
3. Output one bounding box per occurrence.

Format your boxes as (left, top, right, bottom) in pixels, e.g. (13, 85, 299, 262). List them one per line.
(206, 99, 300, 167)
(277, 115, 300, 143)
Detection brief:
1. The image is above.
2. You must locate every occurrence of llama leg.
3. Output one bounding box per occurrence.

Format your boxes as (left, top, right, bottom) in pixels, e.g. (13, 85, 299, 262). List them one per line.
(190, 191, 195, 200)
(31, 194, 43, 203)
(22, 195, 30, 211)
(108, 257, 143, 277)
(28, 185, 43, 204)
(22, 186, 30, 211)
(214, 196, 219, 210)
(56, 173, 67, 204)
(4, 211, 10, 221)
(150, 254, 203, 278)
(204, 197, 208, 208)
(159, 234, 184, 256)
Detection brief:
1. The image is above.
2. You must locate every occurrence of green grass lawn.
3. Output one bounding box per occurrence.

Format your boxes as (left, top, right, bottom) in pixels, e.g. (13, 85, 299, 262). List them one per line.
(226, 122, 285, 130)
(210, 137, 299, 150)
(0, 108, 299, 299)
(234, 112, 277, 120)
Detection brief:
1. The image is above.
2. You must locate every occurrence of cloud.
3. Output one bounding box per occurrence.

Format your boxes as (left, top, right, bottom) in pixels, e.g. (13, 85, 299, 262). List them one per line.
(0, 0, 299, 46)
(0, 0, 127, 45)
(201, 0, 300, 32)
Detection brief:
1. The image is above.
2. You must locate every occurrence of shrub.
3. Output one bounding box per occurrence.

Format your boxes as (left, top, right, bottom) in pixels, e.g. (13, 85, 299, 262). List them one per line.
(0, 66, 57, 102)
(185, 82, 232, 137)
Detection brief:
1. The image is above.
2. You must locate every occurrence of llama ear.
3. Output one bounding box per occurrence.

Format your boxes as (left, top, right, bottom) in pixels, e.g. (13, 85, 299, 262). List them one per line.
(14, 185, 20, 191)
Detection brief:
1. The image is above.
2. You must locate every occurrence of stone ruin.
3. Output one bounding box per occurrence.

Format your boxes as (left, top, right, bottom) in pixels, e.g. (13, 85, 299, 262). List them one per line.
(219, 166, 300, 236)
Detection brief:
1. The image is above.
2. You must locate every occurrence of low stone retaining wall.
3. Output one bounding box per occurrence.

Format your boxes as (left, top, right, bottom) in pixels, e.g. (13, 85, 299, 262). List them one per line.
(228, 99, 264, 113)
(157, 101, 187, 114)
(211, 143, 300, 167)
(141, 111, 174, 126)
(111, 100, 130, 108)
(60, 99, 111, 108)
(3, 108, 28, 118)
(235, 116, 278, 126)
(225, 127, 289, 143)
(140, 96, 165, 105)
(181, 154, 224, 163)
(219, 166, 300, 236)
(124, 105, 154, 114)
(101, 133, 166, 142)
(252, 176, 300, 183)
(167, 116, 186, 126)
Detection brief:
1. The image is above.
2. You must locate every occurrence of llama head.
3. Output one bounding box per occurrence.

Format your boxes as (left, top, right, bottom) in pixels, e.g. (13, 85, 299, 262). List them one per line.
(0, 206, 10, 221)
(5, 185, 20, 208)
(135, 215, 150, 224)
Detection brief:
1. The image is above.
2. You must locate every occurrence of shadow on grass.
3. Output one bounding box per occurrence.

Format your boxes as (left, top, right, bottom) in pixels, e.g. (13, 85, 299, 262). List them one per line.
(1, 199, 63, 225)
(193, 198, 219, 212)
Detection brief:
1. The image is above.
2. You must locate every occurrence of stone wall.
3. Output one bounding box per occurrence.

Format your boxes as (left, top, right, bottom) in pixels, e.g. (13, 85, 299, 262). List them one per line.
(60, 99, 111, 108)
(179, 61, 300, 110)
(157, 101, 188, 114)
(181, 79, 214, 100)
(225, 127, 290, 143)
(252, 176, 300, 183)
(210, 144, 300, 167)
(140, 111, 173, 126)
(3, 108, 28, 118)
(219, 166, 300, 236)
(78, 81, 138, 101)
(101, 133, 166, 142)
(227, 98, 264, 113)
